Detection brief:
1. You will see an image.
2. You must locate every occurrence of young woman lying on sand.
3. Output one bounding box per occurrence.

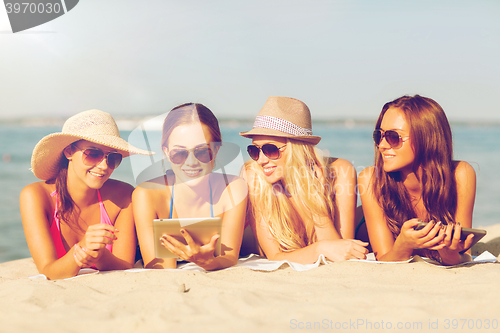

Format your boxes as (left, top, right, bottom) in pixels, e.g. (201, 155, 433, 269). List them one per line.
(240, 96, 368, 264)
(20, 110, 153, 279)
(358, 95, 476, 265)
(133, 103, 247, 270)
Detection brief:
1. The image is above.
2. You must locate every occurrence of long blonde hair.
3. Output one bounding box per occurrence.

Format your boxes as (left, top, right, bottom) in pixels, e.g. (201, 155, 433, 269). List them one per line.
(245, 139, 336, 251)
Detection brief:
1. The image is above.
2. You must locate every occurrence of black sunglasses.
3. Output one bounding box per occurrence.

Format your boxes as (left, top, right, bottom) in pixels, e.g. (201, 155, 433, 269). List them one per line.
(168, 146, 214, 165)
(247, 144, 286, 161)
(373, 129, 409, 149)
(72, 144, 123, 169)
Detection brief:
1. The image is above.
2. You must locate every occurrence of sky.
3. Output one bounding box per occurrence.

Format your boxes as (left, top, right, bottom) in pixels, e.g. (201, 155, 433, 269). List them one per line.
(1, 0, 499, 122)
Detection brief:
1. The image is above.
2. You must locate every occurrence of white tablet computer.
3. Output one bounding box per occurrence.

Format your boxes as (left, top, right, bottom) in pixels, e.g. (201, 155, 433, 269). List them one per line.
(153, 217, 222, 258)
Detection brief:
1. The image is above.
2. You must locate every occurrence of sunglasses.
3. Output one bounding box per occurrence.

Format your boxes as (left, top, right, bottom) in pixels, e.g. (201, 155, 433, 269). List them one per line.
(72, 145, 123, 169)
(373, 129, 409, 149)
(168, 146, 214, 165)
(247, 144, 286, 161)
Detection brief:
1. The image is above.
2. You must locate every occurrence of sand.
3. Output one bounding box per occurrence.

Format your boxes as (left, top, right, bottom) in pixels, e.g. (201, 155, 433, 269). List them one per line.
(1, 225, 500, 333)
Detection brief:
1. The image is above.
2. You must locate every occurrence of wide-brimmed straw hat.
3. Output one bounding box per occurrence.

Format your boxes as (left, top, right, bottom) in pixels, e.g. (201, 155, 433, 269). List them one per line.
(239, 96, 321, 145)
(31, 109, 155, 180)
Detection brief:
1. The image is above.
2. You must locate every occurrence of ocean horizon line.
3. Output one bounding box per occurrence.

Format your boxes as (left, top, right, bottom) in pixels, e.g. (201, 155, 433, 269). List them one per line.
(2, 115, 500, 130)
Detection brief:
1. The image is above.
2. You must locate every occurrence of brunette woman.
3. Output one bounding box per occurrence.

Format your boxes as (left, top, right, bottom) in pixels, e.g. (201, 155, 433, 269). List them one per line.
(358, 95, 476, 265)
(20, 109, 153, 279)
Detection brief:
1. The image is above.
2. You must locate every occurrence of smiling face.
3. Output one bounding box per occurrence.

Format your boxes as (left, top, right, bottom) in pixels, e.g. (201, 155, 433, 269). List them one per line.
(65, 140, 117, 189)
(250, 135, 288, 184)
(164, 123, 215, 185)
(378, 107, 415, 175)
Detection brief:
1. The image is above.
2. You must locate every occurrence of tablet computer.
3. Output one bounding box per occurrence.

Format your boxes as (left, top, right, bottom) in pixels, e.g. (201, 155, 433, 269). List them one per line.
(153, 217, 222, 258)
(415, 222, 486, 248)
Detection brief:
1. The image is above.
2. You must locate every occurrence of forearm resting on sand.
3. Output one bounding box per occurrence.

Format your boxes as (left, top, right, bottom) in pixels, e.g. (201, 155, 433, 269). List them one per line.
(264, 239, 368, 264)
(374, 239, 415, 262)
(92, 249, 135, 271)
(36, 248, 84, 280)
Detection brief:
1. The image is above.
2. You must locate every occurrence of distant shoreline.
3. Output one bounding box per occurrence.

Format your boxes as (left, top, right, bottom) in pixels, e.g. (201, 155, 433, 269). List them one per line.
(1, 116, 499, 129)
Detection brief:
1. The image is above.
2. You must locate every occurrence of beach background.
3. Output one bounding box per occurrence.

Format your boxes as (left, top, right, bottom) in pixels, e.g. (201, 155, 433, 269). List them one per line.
(2, 2, 499, 262)
(1, 2, 500, 332)
(1, 120, 499, 263)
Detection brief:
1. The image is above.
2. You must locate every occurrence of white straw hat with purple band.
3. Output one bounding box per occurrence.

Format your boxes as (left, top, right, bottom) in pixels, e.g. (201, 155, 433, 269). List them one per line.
(239, 96, 321, 145)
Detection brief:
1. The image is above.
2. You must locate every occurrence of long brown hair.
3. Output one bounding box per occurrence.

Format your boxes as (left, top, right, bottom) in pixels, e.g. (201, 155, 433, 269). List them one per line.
(52, 144, 79, 228)
(373, 95, 457, 242)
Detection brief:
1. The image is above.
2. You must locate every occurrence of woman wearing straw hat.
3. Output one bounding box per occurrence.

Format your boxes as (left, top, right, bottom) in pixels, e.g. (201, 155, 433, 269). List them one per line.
(133, 103, 248, 270)
(240, 96, 368, 263)
(20, 109, 154, 279)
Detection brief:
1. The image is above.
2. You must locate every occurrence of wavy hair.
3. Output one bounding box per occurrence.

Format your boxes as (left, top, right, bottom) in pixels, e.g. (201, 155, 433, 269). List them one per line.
(245, 139, 336, 252)
(52, 144, 81, 230)
(372, 95, 457, 256)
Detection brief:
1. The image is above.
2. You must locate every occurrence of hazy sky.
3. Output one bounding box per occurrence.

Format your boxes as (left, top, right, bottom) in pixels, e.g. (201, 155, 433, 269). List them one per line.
(1, 0, 499, 121)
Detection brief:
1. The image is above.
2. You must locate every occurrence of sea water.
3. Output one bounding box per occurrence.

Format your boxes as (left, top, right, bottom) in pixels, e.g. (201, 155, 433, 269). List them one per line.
(1, 122, 498, 263)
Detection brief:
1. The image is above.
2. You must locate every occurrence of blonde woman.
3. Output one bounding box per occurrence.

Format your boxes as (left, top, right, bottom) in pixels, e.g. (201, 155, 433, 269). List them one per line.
(20, 110, 153, 280)
(240, 96, 368, 264)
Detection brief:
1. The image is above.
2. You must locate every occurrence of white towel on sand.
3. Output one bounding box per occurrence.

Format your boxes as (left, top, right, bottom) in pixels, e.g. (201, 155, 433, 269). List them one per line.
(28, 251, 497, 280)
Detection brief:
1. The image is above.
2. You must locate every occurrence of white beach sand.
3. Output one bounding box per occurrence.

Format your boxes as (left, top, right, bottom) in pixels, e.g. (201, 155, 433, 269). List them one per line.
(1, 224, 499, 333)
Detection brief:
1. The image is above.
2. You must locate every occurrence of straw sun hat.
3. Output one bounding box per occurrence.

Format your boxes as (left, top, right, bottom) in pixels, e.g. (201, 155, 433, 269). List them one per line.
(31, 109, 154, 181)
(239, 96, 321, 145)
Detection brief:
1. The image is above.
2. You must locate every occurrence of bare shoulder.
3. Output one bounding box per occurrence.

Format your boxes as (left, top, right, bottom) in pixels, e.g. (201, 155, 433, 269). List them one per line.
(136, 175, 171, 190)
(219, 173, 246, 186)
(102, 179, 135, 207)
(133, 179, 168, 202)
(103, 179, 134, 194)
(19, 181, 54, 223)
(453, 161, 476, 187)
(211, 173, 239, 183)
(20, 181, 53, 204)
(226, 175, 248, 200)
(211, 173, 248, 197)
(454, 161, 476, 179)
(328, 157, 353, 169)
(358, 165, 375, 181)
(327, 157, 356, 180)
(357, 166, 376, 188)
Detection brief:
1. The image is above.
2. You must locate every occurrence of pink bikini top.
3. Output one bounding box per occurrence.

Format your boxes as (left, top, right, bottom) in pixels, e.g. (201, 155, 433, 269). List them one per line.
(50, 190, 113, 258)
